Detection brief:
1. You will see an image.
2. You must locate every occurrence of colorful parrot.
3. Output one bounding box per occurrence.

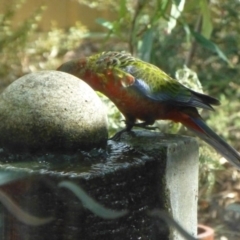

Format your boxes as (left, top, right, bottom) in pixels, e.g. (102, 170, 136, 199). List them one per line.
(57, 51, 240, 169)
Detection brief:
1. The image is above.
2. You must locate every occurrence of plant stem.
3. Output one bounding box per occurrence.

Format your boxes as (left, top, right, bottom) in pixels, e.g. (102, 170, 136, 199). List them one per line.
(129, 0, 146, 55)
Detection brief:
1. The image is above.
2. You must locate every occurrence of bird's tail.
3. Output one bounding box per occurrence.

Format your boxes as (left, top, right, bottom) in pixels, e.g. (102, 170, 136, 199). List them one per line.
(182, 116, 240, 169)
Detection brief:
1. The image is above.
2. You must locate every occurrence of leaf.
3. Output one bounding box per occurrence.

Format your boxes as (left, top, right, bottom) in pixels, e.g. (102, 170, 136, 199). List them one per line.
(172, 0, 181, 5)
(200, 0, 213, 38)
(158, 0, 170, 12)
(119, 0, 127, 18)
(58, 181, 128, 219)
(96, 18, 114, 30)
(191, 31, 233, 67)
(183, 24, 191, 43)
(138, 28, 154, 62)
(167, 0, 186, 34)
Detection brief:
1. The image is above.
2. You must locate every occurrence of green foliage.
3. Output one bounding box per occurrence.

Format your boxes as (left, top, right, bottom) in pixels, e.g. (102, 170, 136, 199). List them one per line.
(175, 66, 203, 93)
(24, 22, 87, 71)
(0, 2, 87, 90)
(0, 0, 41, 51)
(96, 0, 230, 65)
(97, 93, 125, 136)
(190, 31, 232, 67)
(0, 0, 44, 77)
(93, 0, 240, 177)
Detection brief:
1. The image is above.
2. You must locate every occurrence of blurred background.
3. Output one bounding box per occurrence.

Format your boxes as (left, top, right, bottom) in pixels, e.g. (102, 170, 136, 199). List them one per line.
(0, 0, 240, 239)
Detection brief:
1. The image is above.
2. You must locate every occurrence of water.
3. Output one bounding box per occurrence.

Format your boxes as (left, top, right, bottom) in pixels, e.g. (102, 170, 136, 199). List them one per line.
(0, 140, 150, 178)
(0, 138, 168, 240)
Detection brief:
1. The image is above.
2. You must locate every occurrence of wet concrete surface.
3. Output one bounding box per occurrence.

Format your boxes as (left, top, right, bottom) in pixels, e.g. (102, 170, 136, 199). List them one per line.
(0, 131, 198, 240)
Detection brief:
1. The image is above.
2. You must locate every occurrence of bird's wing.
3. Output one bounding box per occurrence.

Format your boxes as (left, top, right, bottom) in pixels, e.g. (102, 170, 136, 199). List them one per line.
(94, 52, 219, 110)
(122, 63, 219, 110)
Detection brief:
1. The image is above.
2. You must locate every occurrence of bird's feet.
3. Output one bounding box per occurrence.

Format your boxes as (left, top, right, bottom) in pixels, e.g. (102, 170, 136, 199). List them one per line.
(110, 121, 157, 141)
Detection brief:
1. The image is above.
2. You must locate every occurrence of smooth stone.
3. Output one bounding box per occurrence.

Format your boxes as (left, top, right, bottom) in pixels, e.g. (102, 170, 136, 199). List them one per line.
(0, 71, 108, 152)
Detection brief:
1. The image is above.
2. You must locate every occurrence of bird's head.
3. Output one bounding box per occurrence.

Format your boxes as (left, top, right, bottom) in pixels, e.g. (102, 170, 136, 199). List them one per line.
(57, 57, 104, 91)
(57, 58, 88, 77)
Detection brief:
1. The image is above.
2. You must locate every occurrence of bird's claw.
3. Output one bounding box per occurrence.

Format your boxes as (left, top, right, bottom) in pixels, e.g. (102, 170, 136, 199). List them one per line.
(110, 121, 157, 141)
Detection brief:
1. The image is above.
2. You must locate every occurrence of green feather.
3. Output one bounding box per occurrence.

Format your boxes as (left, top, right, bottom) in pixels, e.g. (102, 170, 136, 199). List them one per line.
(87, 51, 219, 110)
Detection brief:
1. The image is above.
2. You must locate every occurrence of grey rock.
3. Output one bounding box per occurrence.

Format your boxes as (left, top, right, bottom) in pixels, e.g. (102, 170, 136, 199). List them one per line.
(0, 71, 108, 152)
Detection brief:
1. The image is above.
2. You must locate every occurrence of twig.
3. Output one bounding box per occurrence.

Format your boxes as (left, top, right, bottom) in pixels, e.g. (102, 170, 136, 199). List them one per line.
(129, 0, 146, 55)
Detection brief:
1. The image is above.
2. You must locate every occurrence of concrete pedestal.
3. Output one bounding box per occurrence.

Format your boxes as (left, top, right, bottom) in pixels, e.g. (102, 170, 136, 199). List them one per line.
(0, 131, 199, 240)
(120, 131, 199, 239)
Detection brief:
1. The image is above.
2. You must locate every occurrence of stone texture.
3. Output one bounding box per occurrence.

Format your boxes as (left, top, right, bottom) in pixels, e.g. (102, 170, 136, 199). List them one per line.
(0, 71, 108, 152)
(165, 136, 199, 240)
(0, 131, 199, 239)
(120, 131, 199, 240)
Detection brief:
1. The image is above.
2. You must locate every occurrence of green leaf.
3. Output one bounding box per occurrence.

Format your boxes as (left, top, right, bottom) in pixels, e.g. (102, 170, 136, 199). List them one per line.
(200, 0, 213, 38)
(96, 18, 114, 30)
(191, 31, 233, 67)
(172, 0, 181, 5)
(167, 0, 186, 33)
(119, 0, 127, 18)
(158, 0, 170, 11)
(152, 0, 169, 23)
(138, 28, 154, 62)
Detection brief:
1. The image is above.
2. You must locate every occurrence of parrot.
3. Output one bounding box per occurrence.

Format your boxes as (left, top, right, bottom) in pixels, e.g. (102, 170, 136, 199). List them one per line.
(57, 51, 240, 169)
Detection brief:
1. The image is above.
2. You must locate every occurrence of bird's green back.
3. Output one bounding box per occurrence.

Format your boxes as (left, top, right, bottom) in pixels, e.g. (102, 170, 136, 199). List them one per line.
(86, 51, 219, 110)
